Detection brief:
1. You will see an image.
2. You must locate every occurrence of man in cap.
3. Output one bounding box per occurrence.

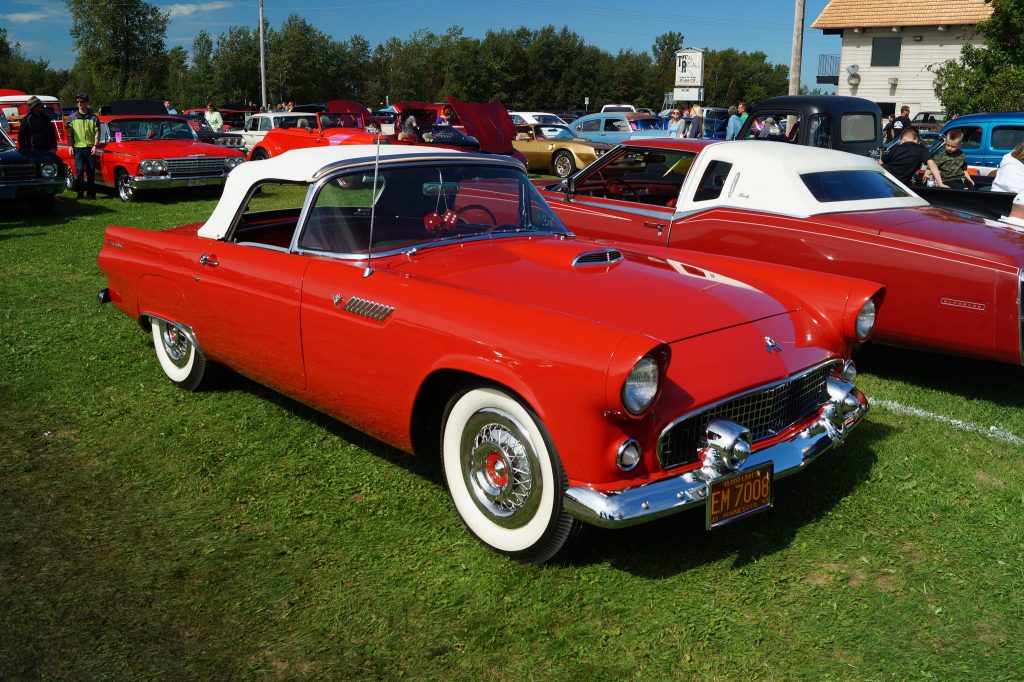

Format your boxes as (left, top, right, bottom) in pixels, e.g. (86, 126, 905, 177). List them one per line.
(17, 95, 57, 157)
(67, 93, 100, 199)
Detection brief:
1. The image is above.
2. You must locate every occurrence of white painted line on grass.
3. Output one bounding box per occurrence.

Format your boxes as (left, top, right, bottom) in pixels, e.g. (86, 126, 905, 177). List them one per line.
(870, 398, 1024, 446)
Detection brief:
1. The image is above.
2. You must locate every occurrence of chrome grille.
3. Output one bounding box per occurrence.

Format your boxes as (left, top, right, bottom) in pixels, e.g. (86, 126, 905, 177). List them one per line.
(165, 157, 225, 177)
(0, 164, 34, 181)
(658, 362, 836, 469)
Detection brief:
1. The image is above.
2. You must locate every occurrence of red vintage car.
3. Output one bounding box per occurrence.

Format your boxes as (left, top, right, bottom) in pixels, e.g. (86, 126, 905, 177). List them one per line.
(247, 101, 376, 160)
(58, 101, 246, 202)
(539, 139, 1024, 366)
(97, 145, 880, 562)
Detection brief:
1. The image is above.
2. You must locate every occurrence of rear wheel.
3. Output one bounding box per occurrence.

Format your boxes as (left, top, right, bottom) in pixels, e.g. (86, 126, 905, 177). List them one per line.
(150, 318, 209, 391)
(116, 169, 135, 202)
(552, 150, 576, 178)
(441, 386, 578, 563)
(249, 148, 269, 161)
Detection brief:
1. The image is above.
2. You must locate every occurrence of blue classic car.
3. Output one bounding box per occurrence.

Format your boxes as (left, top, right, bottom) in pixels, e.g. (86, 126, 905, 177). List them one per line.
(0, 126, 64, 212)
(569, 112, 667, 144)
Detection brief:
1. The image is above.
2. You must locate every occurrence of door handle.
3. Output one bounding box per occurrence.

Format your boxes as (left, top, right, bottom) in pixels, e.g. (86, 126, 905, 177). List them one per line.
(199, 253, 219, 266)
(644, 221, 667, 231)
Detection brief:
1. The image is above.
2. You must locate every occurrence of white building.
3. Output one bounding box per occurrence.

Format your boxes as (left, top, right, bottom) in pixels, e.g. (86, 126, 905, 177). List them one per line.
(812, 0, 993, 117)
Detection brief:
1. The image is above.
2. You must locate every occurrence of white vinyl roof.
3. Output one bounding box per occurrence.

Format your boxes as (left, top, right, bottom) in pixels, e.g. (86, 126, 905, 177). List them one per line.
(0, 95, 59, 103)
(675, 141, 929, 218)
(199, 145, 481, 239)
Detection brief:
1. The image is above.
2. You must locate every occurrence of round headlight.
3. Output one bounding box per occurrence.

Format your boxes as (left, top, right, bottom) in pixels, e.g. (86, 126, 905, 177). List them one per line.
(140, 160, 154, 173)
(40, 162, 57, 178)
(856, 299, 876, 340)
(154, 159, 167, 173)
(622, 356, 660, 414)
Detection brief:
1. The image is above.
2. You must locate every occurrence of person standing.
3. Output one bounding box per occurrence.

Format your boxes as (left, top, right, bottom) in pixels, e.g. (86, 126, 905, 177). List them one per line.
(66, 93, 100, 199)
(686, 104, 704, 138)
(737, 101, 748, 123)
(163, 100, 177, 115)
(725, 105, 741, 140)
(204, 103, 223, 132)
(666, 108, 686, 138)
(17, 95, 58, 157)
(883, 106, 912, 143)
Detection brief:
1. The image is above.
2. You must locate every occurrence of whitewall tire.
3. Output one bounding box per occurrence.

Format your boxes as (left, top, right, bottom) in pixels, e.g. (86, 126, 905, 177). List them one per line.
(150, 318, 209, 391)
(442, 387, 578, 563)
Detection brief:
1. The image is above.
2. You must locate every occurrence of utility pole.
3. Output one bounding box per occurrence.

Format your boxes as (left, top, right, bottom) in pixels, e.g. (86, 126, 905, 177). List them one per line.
(789, 0, 805, 95)
(258, 0, 266, 108)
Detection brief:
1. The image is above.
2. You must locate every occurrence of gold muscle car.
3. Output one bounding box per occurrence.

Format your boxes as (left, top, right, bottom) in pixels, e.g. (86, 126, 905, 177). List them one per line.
(512, 124, 612, 177)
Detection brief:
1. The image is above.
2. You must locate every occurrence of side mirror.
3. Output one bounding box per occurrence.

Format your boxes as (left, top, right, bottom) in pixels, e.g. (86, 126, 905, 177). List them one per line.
(560, 177, 575, 195)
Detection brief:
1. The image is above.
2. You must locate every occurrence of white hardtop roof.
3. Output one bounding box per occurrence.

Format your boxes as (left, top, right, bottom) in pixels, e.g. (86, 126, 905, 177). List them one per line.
(675, 141, 928, 218)
(0, 95, 59, 103)
(200, 145, 497, 239)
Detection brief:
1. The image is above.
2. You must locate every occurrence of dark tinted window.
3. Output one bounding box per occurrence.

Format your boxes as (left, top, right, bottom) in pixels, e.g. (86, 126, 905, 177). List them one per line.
(693, 161, 733, 202)
(871, 37, 902, 66)
(578, 119, 599, 132)
(808, 115, 832, 148)
(801, 170, 909, 202)
(991, 126, 1024, 150)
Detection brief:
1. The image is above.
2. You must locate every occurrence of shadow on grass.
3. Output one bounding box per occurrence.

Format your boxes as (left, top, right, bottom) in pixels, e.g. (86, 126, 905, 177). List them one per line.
(855, 342, 1024, 408)
(203, 365, 890, 574)
(0, 195, 117, 229)
(559, 420, 889, 575)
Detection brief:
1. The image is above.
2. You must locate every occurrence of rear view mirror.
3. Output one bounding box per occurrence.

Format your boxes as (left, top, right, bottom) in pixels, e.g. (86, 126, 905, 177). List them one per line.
(423, 181, 459, 196)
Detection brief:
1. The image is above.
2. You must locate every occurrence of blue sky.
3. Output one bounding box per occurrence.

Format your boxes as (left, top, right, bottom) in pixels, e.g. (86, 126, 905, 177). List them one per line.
(3, 0, 839, 93)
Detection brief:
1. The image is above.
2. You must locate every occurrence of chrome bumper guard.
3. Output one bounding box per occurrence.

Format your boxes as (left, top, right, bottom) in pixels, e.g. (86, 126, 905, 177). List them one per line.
(131, 174, 228, 189)
(564, 378, 869, 528)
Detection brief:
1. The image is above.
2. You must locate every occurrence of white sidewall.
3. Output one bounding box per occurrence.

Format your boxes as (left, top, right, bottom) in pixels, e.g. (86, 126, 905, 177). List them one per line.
(443, 388, 557, 553)
(152, 321, 195, 384)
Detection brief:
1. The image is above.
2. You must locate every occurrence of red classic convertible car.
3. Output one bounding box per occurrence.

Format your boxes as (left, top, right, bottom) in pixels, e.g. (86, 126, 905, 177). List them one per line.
(58, 100, 246, 202)
(98, 146, 881, 562)
(247, 101, 376, 160)
(539, 139, 1024, 366)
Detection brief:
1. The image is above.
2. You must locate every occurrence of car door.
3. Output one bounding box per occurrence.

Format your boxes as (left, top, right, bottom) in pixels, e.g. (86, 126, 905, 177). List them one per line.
(513, 126, 546, 169)
(572, 117, 601, 142)
(189, 181, 311, 393)
(541, 145, 697, 244)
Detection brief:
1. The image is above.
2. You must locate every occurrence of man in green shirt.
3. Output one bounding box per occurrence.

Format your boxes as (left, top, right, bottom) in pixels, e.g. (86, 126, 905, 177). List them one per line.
(67, 92, 100, 199)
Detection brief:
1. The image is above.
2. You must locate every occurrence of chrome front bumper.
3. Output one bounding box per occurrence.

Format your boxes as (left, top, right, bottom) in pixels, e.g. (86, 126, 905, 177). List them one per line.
(131, 174, 228, 189)
(564, 380, 869, 529)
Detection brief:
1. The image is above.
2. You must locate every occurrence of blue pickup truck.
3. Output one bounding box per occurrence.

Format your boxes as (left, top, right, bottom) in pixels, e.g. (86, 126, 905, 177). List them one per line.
(934, 111, 1024, 174)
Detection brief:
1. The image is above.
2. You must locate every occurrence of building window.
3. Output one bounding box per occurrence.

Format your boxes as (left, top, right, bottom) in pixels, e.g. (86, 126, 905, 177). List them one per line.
(871, 37, 902, 67)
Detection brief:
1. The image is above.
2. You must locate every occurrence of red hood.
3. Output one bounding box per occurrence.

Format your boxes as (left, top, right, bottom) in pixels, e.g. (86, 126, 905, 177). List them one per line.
(102, 139, 243, 158)
(446, 97, 518, 156)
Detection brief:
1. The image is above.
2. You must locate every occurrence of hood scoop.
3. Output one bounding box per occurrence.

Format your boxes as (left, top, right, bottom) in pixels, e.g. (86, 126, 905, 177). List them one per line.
(572, 248, 623, 267)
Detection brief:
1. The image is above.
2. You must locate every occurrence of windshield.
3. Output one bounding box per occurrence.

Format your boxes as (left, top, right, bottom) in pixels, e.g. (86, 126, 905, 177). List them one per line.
(631, 118, 662, 130)
(297, 164, 568, 255)
(536, 125, 574, 140)
(533, 114, 566, 125)
(107, 118, 197, 141)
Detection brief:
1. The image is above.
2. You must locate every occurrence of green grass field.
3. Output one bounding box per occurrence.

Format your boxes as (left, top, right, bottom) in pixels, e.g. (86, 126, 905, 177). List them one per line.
(2, 189, 1022, 679)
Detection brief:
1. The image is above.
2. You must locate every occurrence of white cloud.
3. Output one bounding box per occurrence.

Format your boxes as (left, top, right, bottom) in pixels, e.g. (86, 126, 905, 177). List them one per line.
(166, 1, 234, 18)
(7, 9, 62, 23)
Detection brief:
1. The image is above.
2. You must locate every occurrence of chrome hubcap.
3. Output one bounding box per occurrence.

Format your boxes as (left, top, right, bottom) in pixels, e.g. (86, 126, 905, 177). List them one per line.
(461, 409, 540, 528)
(554, 155, 573, 177)
(119, 174, 133, 200)
(159, 321, 191, 368)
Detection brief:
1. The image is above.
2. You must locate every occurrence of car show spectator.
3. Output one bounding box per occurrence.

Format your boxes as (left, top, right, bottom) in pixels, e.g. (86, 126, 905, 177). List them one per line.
(686, 104, 703, 138)
(204, 103, 223, 132)
(399, 114, 419, 140)
(991, 141, 1024, 194)
(883, 106, 912, 143)
(0, 110, 8, 134)
(164, 100, 177, 115)
(17, 95, 57, 156)
(66, 93, 100, 199)
(725, 105, 742, 140)
(926, 129, 974, 189)
(666, 108, 685, 138)
(435, 106, 454, 125)
(879, 126, 945, 188)
(737, 101, 747, 122)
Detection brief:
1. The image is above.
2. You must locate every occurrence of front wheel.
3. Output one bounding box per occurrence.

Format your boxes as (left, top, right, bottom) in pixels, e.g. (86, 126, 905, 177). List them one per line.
(116, 169, 135, 202)
(442, 386, 579, 563)
(150, 318, 210, 390)
(552, 150, 576, 178)
(64, 165, 76, 191)
(249, 148, 269, 161)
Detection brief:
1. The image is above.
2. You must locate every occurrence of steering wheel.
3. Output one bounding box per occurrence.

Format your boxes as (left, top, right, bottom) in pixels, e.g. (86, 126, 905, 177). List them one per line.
(604, 178, 638, 199)
(455, 204, 498, 231)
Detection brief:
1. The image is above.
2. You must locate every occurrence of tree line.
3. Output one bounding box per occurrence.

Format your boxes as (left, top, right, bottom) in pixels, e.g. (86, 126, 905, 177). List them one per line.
(1, 0, 793, 110)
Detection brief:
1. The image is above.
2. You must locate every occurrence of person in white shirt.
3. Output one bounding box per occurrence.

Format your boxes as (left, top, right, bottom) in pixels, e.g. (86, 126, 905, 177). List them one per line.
(992, 142, 1024, 193)
(998, 191, 1024, 228)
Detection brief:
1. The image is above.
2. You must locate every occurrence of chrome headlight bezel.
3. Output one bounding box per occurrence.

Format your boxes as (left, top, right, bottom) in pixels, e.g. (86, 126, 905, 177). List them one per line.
(622, 355, 661, 415)
(39, 162, 57, 178)
(224, 156, 244, 170)
(140, 159, 167, 175)
(856, 299, 877, 340)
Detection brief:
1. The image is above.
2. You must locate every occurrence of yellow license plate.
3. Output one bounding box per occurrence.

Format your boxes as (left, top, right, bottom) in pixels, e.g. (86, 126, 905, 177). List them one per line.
(707, 463, 773, 529)
(188, 178, 207, 187)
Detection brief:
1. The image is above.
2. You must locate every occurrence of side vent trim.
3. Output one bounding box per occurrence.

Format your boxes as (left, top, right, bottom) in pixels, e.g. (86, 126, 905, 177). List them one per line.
(343, 297, 394, 322)
(572, 248, 624, 267)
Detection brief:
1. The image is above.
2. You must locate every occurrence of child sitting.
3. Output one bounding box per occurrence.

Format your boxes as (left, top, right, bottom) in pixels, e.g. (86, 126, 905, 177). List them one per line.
(925, 129, 975, 189)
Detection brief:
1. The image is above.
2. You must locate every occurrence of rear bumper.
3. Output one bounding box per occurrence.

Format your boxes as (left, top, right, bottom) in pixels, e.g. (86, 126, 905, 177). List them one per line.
(564, 382, 868, 528)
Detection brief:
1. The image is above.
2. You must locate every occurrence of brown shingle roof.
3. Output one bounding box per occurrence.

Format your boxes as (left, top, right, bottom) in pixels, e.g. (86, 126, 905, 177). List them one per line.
(812, 0, 993, 29)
